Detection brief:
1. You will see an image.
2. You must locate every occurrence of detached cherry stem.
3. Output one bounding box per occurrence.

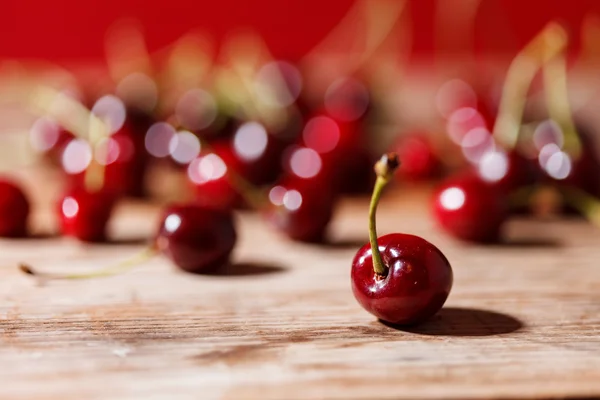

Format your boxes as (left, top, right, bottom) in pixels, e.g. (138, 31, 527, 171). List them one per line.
(19, 245, 157, 283)
(368, 153, 400, 277)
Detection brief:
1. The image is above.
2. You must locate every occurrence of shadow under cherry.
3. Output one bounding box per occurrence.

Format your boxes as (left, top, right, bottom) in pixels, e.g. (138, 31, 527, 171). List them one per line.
(381, 307, 524, 337)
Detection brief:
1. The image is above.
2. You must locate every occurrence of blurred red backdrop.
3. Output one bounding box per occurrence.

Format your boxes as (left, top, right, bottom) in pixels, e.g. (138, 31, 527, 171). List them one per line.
(1, 0, 599, 62)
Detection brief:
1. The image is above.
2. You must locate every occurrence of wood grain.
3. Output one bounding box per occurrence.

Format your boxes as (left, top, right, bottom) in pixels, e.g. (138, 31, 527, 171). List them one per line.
(0, 172, 599, 400)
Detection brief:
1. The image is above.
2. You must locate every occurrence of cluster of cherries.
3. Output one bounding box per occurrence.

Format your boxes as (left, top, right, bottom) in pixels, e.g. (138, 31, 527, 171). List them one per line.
(10, 63, 383, 277)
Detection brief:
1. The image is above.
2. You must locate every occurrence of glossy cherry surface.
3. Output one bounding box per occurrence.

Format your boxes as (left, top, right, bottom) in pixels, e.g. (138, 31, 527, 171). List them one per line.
(351, 233, 453, 325)
(58, 187, 117, 242)
(432, 173, 508, 242)
(155, 204, 237, 273)
(0, 179, 30, 237)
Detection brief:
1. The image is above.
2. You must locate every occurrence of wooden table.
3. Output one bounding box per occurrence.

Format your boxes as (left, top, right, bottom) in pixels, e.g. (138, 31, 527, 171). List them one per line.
(0, 174, 599, 400)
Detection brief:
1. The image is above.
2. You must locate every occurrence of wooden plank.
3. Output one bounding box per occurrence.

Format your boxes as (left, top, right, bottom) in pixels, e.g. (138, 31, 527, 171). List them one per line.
(0, 177, 598, 399)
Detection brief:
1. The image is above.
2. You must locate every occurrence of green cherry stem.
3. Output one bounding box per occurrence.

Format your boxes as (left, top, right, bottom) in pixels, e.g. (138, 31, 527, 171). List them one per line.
(494, 22, 567, 149)
(20, 245, 158, 283)
(542, 53, 582, 158)
(368, 153, 400, 277)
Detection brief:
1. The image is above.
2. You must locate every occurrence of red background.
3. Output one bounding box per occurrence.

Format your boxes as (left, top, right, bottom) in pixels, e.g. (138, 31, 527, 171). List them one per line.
(2, 0, 599, 62)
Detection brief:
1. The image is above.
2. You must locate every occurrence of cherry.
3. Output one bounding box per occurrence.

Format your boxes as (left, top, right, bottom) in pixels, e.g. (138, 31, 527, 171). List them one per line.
(21, 203, 236, 281)
(65, 123, 149, 198)
(476, 149, 538, 194)
(432, 172, 509, 243)
(301, 111, 373, 195)
(264, 174, 336, 243)
(188, 142, 247, 210)
(394, 133, 441, 182)
(155, 204, 237, 273)
(351, 153, 453, 325)
(58, 187, 117, 242)
(264, 146, 338, 242)
(0, 179, 30, 237)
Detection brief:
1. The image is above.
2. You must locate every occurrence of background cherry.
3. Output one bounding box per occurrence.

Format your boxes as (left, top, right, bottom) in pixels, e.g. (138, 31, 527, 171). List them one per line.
(394, 133, 441, 182)
(0, 179, 30, 237)
(58, 187, 117, 242)
(432, 172, 509, 243)
(155, 204, 237, 273)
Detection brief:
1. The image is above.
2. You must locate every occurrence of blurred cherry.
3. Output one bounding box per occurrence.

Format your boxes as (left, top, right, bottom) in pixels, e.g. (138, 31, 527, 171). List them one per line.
(0, 179, 30, 237)
(58, 187, 117, 242)
(394, 133, 441, 182)
(156, 204, 237, 273)
(65, 122, 149, 198)
(264, 147, 338, 242)
(476, 149, 538, 193)
(432, 172, 508, 243)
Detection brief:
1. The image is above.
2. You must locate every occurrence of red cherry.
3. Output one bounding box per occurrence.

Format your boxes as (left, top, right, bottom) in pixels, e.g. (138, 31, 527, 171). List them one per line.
(58, 187, 117, 242)
(301, 111, 373, 195)
(155, 204, 236, 273)
(394, 134, 441, 182)
(352, 233, 453, 325)
(476, 149, 538, 193)
(265, 146, 338, 242)
(65, 124, 149, 198)
(351, 153, 452, 325)
(432, 173, 509, 243)
(188, 142, 246, 210)
(102, 123, 149, 197)
(264, 175, 336, 243)
(0, 179, 30, 237)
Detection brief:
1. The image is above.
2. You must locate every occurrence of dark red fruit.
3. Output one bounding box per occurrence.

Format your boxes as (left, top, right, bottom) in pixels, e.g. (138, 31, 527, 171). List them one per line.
(301, 111, 372, 195)
(432, 173, 508, 242)
(476, 149, 538, 193)
(265, 146, 338, 242)
(351, 153, 452, 325)
(264, 175, 336, 243)
(58, 188, 117, 242)
(66, 122, 149, 198)
(188, 142, 247, 210)
(155, 204, 236, 273)
(0, 179, 30, 237)
(395, 134, 441, 182)
(351, 233, 453, 325)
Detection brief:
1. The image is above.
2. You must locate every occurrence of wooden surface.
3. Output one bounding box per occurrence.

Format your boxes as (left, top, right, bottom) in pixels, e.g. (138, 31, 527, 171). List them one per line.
(0, 171, 600, 400)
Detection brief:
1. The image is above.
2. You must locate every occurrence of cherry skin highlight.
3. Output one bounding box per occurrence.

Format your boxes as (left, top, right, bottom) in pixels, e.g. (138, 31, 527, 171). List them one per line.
(0, 179, 30, 237)
(155, 204, 237, 273)
(58, 187, 117, 242)
(351, 234, 453, 325)
(432, 173, 508, 243)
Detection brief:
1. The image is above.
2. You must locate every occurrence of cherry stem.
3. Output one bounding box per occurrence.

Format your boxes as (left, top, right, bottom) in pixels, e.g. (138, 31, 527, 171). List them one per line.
(559, 186, 600, 227)
(494, 22, 568, 149)
(542, 54, 582, 158)
(368, 153, 400, 277)
(20, 245, 157, 283)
